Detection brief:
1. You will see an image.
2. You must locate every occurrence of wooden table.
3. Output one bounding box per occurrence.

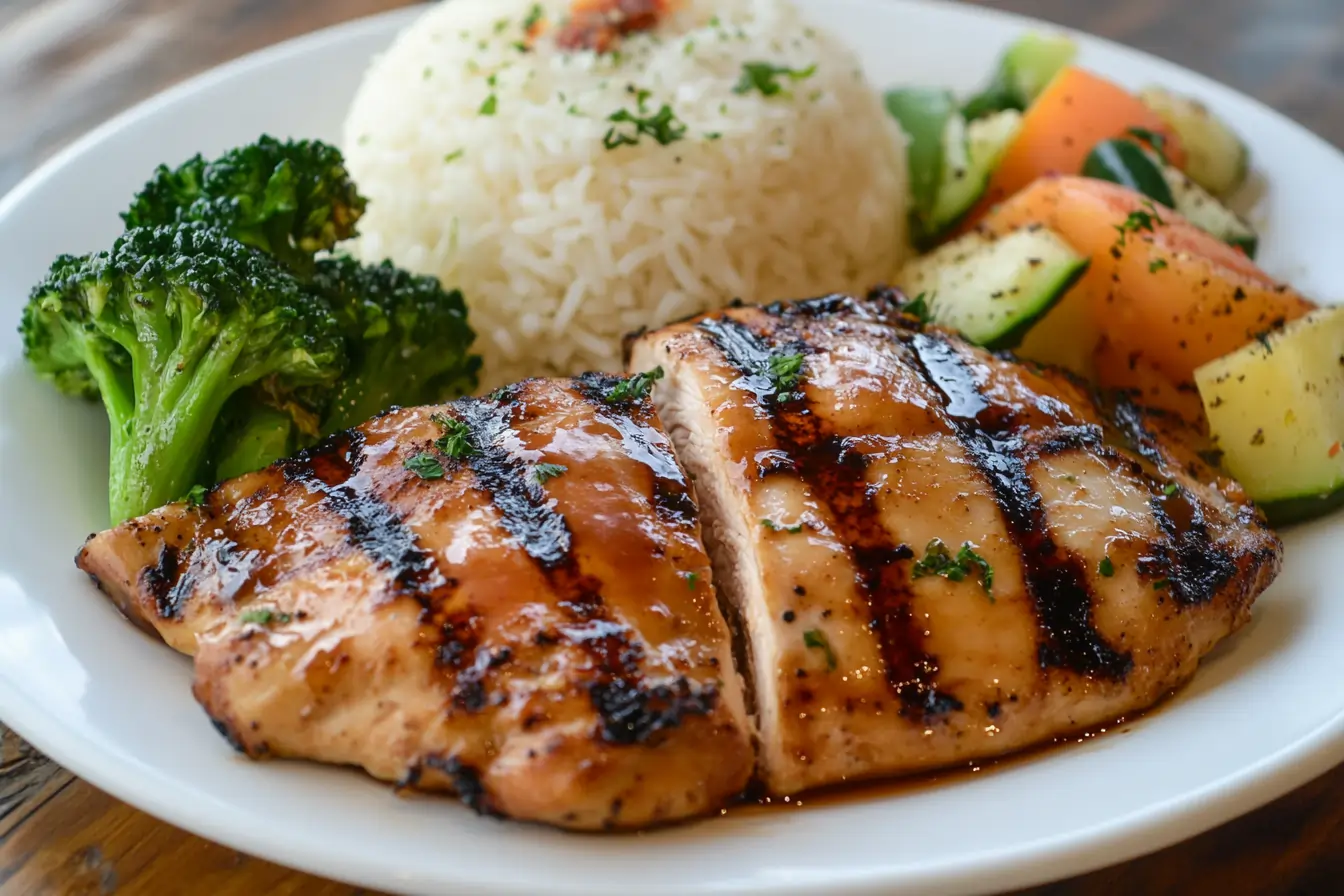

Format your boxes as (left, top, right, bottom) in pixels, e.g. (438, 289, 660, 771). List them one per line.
(2, 0, 1343, 893)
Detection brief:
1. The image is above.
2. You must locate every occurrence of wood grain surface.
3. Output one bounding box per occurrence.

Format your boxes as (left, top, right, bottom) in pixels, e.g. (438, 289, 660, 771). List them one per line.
(3, 0, 1343, 893)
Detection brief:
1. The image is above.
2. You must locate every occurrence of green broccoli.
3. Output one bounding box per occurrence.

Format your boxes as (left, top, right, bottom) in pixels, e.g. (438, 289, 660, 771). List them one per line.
(20, 224, 345, 522)
(314, 256, 481, 433)
(208, 398, 310, 484)
(121, 136, 367, 276)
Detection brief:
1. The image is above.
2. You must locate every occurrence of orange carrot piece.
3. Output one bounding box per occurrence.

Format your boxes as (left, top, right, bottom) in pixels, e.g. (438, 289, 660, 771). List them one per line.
(979, 176, 1315, 386)
(962, 67, 1184, 230)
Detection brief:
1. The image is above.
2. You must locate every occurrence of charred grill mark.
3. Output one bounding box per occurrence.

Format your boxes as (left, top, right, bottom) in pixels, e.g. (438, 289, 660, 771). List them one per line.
(571, 380, 700, 529)
(452, 646, 514, 712)
(278, 428, 491, 710)
(1110, 398, 1239, 606)
(454, 400, 573, 569)
(1033, 425, 1107, 458)
(762, 293, 856, 319)
(588, 677, 719, 745)
(1109, 398, 1167, 469)
(143, 544, 181, 617)
(701, 315, 958, 716)
(907, 333, 1133, 681)
(455, 391, 716, 742)
(412, 754, 500, 817)
(279, 430, 456, 609)
(696, 318, 809, 411)
(207, 714, 248, 755)
(1148, 492, 1238, 606)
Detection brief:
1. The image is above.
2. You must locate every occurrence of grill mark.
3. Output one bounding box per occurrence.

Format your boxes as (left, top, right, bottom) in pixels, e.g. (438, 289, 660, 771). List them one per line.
(455, 393, 716, 742)
(455, 400, 574, 569)
(1110, 398, 1239, 606)
(405, 754, 499, 817)
(278, 430, 454, 604)
(906, 332, 1133, 680)
(573, 375, 701, 529)
(763, 293, 856, 319)
(699, 315, 959, 716)
(143, 544, 181, 617)
(1034, 425, 1107, 457)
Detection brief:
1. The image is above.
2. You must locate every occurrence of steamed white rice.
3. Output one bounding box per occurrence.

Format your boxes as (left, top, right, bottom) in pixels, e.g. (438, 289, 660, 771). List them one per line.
(343, 0, 909, 388)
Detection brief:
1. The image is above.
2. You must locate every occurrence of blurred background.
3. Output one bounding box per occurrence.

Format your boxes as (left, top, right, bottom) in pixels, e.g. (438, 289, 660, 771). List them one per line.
(1, 0, 1341, 196)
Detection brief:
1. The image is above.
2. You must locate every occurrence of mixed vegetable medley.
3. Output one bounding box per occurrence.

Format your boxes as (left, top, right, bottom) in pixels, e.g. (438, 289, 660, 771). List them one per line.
(883, 34, 1339, 524)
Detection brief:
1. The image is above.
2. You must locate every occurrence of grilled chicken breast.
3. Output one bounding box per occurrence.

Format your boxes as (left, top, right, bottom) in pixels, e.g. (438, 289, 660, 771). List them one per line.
(629, 290, 1281, 796)
(77, 378, 753, 830)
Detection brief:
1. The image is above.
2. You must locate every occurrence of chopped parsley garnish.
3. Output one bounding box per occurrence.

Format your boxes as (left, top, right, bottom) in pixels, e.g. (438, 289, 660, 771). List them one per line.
(444, 149, 465, 163)
(1163, 481, 1180, 496)
(1113, 202, 1165, 250)
(766, 351, 807, 403)
(239, 608, 292, 626)
(912, 538, 994, 598)
(1127, 126, 1168, 160)
(1099, 556, 1115, 577)
(522, 3, 544, 31)
(605, 366, 664, 402)
(603, 103, 687, 150)
(1153, 578, 1172, 591)
(733, 61, 818, 97)
(479, 94, 498, 116)
(432, 414, 478, 458)
(405, 452, 446, 480)
(532, 462, 568, 484)
(761, 518, 805, 534)
(684, 571, 699, 590)
(902, 292, 935, 325)
(768, 352, 805, 389)
(1149, 258, 1169, 273)
(1254, 330, 1275, 353)
(803, 629, 837, 670)
(183, 485, 208, 507)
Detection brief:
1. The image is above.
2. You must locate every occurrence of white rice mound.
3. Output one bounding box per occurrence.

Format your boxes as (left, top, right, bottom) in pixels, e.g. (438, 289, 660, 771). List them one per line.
(343, 0, 909, 388)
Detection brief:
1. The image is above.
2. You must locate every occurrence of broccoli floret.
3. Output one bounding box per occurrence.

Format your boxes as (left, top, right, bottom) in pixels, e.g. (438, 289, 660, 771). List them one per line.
(21, 224, 346, 522)
(121, 136, 367, 275)
(314, 256, 481, 433)
(19, 253, 128, 401)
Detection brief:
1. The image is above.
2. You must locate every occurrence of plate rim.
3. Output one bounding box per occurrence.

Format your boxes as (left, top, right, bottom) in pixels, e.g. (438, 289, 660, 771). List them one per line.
(2, 2, 1343, 894)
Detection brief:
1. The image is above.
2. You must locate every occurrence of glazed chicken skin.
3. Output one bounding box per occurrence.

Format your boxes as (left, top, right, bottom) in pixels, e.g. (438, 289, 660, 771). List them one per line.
(77, 378, 753, 830)
(629, 291, 1282, 796)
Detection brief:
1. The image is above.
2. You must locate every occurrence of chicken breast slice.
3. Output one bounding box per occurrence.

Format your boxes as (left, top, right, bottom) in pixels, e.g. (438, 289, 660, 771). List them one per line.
(629, 291, 1281, 796)
(77, 377, 753, 830)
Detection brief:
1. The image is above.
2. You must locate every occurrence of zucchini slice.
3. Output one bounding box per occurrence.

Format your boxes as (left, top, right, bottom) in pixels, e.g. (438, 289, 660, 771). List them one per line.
(1157, 160, 1259, 257)
(895, 227, 1089, 350)
(922, 110, 1023, 244)
(963, 33, 1079, 121)
(1139, 86, 1250, 198)
(1195, 306, 1344, 524)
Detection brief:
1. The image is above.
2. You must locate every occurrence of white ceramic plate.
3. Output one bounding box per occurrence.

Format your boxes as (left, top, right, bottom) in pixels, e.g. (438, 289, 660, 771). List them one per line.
(2, 2, 1343, 894)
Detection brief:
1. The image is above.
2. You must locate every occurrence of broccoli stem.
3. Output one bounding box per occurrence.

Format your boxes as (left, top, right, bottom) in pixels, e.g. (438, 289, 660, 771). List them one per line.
(212, 403, 296, 482)
(110, 319, 252, 522)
